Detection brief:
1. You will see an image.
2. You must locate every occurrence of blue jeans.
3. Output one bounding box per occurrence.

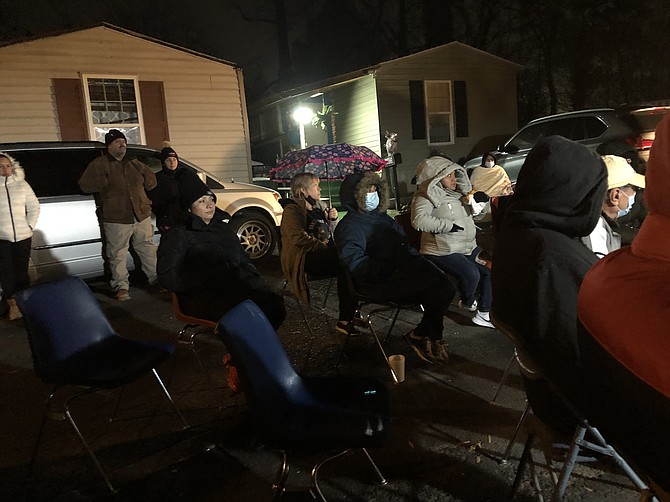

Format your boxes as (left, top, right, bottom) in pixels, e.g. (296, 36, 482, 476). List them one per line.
(425, 246, 492, 312)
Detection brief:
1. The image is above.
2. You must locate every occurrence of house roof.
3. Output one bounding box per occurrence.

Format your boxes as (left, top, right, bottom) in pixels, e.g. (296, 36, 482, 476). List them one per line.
(250, 41, 523, 111)
(0, 22, 239, 68)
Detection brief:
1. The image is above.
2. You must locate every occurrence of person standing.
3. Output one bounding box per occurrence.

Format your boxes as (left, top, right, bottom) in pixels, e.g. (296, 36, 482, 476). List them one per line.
(79, 129, 158, 301)
(148, 143, 201, 232)
(0, 152, 40, 320)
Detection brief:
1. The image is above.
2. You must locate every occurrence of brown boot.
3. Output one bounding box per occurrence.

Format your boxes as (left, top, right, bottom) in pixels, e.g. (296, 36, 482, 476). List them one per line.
(7, 298, 22, 321)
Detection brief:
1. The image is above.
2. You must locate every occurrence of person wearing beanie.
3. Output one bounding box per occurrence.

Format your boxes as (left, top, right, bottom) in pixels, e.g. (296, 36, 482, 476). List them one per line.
(582, 154, 645, 257)
(578, 113, 670, 497)
(0, 152, 40, 320)
(157, 176, 285, 329)
(78, 129, 158, 301)
(148, 142, 201, 232)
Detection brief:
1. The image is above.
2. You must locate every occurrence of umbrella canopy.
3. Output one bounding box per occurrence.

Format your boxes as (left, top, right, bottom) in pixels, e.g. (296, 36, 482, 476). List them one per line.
(270, 143, 386, 182)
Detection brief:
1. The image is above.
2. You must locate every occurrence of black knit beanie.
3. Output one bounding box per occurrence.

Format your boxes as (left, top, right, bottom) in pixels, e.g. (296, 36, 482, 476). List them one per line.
(160, 146, 178, 163)
(178, 172, 217, 210)
(105, 129, 127, 146)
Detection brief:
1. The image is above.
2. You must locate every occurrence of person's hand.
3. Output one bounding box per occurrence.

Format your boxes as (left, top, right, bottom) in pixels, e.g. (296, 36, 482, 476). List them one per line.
(449, 223, 464, 232)
(326, 207, 338, 221)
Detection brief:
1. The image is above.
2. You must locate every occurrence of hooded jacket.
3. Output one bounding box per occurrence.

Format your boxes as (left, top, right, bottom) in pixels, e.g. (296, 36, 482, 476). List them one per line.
(148, 166, 201, 231)
(580, 112, 670, 399)
(576, 112, 670, 493)
(491, 135, 606, 396)
(411, 156, 477, 256)
(0, 153, 40, 242)
(335, 171, 422, 283)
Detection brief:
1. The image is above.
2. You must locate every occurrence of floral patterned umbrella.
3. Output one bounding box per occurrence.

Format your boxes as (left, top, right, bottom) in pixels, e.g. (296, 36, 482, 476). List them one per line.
(270, 143, 386, 182)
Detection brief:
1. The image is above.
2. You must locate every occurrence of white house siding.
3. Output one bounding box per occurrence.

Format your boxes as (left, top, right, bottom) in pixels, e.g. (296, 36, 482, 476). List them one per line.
(330, 75, 382, 155)
(376, 43, 520, 196)
(0, 26, 251, 182)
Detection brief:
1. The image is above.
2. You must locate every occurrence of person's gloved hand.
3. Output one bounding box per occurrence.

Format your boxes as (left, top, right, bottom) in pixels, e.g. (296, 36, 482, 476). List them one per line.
(450, 223, 464, 232)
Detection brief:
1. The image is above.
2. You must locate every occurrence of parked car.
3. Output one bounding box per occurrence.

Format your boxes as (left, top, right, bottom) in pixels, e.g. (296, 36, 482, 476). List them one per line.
(464, 108, 640, 181)
(615, 103, 670, 172)
(0, 141, 283, 284)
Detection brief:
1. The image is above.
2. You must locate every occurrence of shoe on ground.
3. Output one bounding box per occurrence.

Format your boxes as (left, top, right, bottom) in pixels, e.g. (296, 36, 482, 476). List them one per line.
(148, 279, 168, 293)
(116, 289, 131, 301)
(403, 330, 435, 364)
(432, 339, 449, 364)
(458, 299, 477, 312)
(472, 310, 495, 329)
(335, 320, 363, 336)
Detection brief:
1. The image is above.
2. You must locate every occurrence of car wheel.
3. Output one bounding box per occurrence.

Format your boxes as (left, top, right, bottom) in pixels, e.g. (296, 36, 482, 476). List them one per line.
(230, 212, 276, 260)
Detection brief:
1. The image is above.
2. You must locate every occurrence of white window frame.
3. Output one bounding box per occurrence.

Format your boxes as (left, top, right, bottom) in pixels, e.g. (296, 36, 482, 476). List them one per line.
(425, 80, 455, 146)
(81, 74, 146, 144)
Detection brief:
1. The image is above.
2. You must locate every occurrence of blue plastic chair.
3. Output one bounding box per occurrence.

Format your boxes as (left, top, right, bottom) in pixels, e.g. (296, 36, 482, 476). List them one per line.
(216, 300, 390, 500)
(16, 276, 188, 492)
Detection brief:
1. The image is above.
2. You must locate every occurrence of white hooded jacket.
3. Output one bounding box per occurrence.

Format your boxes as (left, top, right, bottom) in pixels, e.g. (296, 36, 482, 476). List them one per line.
(411, 156, 477, 256)
(0, 153, 40, 242)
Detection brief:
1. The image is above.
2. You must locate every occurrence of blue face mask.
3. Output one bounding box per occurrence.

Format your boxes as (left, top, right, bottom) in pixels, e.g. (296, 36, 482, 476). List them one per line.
(617, 190, 635, 218)
(365, 191, 379, 212)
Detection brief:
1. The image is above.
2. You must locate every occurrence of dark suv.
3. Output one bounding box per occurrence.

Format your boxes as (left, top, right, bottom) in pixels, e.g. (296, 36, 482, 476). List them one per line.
(0, 142, 283, 284)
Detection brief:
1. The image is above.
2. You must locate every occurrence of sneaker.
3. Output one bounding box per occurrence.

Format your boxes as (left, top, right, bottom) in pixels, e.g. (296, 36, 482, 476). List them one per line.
(472, 310, 495, 329)
(458, 299, 477, 312)
(432, 340, 449, 364)
(335, 320, 362, 336)
(116, 289, 131, 301)
(403, 330, 435, 364)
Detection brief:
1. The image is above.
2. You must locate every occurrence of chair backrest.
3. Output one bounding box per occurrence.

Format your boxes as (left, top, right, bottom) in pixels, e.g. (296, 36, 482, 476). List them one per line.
(15, 276, 118, 379)
(394, 211, 421, 251)
(171, 293, 216, 328)
(216, 301, 315, 418)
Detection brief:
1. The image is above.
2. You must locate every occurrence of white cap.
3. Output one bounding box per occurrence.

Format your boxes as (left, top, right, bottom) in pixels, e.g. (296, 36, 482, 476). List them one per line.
(602, 155, 645, 190)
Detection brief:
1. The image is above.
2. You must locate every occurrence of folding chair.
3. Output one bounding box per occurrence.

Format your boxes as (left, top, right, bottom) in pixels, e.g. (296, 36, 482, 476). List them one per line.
(16, 276, 188, 492)
(170, 292, 219, 385)
(337, 271, 422, 384)
(492, 316, 654, 501)
(216, 300, 390, 500)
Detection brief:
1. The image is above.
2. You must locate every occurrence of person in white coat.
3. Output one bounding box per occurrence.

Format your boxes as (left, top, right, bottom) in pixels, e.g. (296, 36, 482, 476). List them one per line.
(411, 155, 493, 328)
(0, 152, 40, 320)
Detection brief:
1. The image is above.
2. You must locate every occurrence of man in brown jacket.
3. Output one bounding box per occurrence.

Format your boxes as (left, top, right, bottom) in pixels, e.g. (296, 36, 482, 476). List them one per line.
(79, 129, 158, 301)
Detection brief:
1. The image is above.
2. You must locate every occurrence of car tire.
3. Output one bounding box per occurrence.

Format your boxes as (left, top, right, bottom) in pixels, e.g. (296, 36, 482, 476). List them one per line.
(229, 212, 276, 261)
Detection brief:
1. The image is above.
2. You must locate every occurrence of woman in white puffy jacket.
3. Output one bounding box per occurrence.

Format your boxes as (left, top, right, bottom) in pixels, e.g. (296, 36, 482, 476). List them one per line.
(0, 152, 40, 320)
(411, 155, 493, 328)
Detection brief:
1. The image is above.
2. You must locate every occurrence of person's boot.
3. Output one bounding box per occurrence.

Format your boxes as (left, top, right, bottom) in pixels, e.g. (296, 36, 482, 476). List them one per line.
(7, 298, 22, 321)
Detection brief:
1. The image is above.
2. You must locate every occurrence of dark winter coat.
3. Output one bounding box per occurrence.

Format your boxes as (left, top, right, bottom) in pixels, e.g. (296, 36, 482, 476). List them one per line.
(79, 153, 156, 224)
(335, 171, 424, 284)
(491, 135, 607, 399)
(157, 209, 280, 323)
(148, 166, 201, 231)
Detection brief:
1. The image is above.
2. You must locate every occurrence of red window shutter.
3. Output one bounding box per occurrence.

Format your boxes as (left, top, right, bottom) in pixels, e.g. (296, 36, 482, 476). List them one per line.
(53, 78, 88, 141)
(140, 81, 169, 148)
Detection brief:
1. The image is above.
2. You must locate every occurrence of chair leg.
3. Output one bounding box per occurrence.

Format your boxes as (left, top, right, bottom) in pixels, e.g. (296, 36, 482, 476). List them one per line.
(29, 386, 60, 480)
(311, 448, 387, 501)
(360, 448, 387, 485)
(321, 278, 334, 310)
(271, 450, 291, 501)
(178, 325, 216, 386)
(151, 368, 189, 429)
(491, 352, 517, 405)
(384, 307, 401, 341)
(552, 423, 586, 501)
(510, 432, 534, 499)
(63, 391, 116, 493)
(367, 320, 400, 384)
(502, 400, 531, 463)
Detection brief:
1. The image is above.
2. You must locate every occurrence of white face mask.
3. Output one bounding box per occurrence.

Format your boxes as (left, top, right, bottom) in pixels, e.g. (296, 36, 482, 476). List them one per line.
(365, 191, 379, 211)
(484, 161, 495, 168)
(617, 190, 635, 218)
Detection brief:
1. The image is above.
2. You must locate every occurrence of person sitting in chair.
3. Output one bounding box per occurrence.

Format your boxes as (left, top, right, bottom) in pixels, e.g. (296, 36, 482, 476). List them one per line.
(335, 171, 455, 364)
(157, 175, 285, 329)
(280, 173, 357, 335)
